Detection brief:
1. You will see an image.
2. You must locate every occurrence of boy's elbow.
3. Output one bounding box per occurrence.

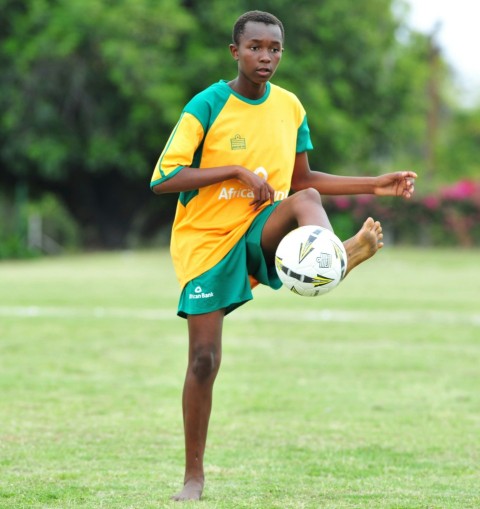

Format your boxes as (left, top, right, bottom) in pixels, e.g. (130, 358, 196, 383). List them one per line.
(151, 182, 164, 195)
(151, 167, 186, 195)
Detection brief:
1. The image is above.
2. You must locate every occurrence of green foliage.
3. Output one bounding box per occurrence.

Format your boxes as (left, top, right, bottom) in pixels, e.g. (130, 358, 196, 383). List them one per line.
(437, 106, 480, 180)
(177, 0, 436, 174)
(0, 232, 34, 259)
(0, 0, 477, 248)
(0, 0, 435, 181)
(0, 186, 34, 259)
(27, 193, 81, 250)
(0, 188, 80, 259)
(0, 0, 194, 180)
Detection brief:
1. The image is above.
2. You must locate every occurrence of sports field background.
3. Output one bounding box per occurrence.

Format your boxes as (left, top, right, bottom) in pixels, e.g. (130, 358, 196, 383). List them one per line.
(0, 247, 479, 508)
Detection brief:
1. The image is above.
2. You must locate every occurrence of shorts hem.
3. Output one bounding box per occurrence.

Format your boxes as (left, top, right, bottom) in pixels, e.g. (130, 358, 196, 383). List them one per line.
(177, 298, 251, 319)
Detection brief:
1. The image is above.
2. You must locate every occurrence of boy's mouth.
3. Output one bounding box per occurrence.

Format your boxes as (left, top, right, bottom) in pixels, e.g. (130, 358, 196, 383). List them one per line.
(256, 67, 272, 77)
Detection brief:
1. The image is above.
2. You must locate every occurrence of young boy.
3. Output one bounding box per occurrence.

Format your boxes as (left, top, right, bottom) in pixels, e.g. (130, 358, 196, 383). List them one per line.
(151, 10, 417, 501)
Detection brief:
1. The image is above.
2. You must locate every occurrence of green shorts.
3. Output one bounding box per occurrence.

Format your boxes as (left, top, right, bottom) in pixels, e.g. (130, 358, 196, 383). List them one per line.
(178, 202, 282, 318)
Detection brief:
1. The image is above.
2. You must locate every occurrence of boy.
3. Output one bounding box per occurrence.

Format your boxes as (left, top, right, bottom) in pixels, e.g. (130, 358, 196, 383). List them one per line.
(151, 10, 417, 501)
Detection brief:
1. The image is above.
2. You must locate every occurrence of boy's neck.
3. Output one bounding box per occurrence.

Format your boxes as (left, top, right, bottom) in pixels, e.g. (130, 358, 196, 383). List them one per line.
(227, 77, 268, 100)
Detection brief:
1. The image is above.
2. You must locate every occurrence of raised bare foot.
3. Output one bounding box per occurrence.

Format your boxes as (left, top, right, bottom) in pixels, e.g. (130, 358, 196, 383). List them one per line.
(171, 477, 204, 502)
(343, 217, 383, 277)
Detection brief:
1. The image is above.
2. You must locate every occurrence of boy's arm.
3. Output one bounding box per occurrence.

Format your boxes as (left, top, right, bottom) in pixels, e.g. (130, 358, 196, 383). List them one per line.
(152, 165, 276, 211)
(152, 165, 241, 194)
(291, 152, 417, 199)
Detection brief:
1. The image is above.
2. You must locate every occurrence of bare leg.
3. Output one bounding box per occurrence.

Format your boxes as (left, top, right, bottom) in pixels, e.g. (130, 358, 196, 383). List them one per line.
(343, 217, 383, 276)
(172, 310, 224, 501)
(261, 188, 332, 263)
(260, 190, 383, 275)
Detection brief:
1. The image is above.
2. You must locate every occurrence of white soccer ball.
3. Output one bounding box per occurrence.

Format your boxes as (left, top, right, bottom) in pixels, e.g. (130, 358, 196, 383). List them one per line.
(275, 225, 348, 297)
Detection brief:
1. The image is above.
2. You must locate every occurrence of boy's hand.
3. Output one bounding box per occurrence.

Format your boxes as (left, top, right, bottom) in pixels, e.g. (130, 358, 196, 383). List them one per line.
(237, 166, 276, 210)
(374, 171, 417, 199)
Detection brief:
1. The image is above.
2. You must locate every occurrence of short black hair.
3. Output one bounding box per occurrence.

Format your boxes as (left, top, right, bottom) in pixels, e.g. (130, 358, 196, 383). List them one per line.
(232, 10, 284, 45)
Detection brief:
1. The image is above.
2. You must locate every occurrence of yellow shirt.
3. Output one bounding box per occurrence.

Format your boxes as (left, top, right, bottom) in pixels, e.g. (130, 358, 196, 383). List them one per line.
(151, 80, 313, 288)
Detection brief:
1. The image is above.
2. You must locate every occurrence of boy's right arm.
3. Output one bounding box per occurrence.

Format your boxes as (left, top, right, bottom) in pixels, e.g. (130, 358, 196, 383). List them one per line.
(152, 165, 242, 194)
(152, 166, 275, 211)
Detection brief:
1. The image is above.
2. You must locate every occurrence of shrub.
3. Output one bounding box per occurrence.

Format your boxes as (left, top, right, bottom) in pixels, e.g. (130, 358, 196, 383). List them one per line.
(0, 191, 81, 259)
(324, 179, 480, 247)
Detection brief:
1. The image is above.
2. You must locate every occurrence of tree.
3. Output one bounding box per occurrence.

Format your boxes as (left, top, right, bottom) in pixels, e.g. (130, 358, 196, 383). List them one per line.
(437, 106, 480, 181)
(0, 0, 458, 248)
(0, 0, 194, 246)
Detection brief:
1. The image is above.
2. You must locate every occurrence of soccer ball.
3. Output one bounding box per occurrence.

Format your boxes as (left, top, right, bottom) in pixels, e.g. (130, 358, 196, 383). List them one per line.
(275, 225, 348, 297)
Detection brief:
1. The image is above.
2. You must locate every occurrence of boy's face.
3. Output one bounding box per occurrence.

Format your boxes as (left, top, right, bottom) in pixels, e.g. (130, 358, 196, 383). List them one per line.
(230, 21, 284, 85)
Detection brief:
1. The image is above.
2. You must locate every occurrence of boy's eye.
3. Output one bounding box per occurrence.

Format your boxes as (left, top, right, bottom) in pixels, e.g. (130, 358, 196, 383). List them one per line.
(250, 46, 281, 53)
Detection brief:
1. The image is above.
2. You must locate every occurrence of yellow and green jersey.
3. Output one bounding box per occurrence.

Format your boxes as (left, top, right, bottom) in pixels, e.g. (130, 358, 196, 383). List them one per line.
(151, 80, 313, 288)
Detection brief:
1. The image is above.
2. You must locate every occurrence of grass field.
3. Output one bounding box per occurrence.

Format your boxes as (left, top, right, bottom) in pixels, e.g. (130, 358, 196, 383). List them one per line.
(0, 247, 479, 508)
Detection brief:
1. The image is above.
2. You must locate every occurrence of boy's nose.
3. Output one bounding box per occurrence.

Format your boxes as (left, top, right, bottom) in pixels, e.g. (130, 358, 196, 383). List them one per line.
(259, 50, 271, 62)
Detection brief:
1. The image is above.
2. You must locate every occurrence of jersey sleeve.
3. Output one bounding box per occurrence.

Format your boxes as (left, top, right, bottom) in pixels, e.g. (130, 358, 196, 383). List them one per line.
(296, 115, 314, 153)
(150, 112, 205, 188)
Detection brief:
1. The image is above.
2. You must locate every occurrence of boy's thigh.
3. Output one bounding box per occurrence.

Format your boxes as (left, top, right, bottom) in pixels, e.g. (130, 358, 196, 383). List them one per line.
(245, 202, 283, 290)
(258, 196, 303, 259)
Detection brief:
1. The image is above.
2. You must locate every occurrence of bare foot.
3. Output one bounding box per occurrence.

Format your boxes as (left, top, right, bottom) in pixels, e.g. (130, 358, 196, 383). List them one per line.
(343, 217, 383, 277)
(171, 477, 204, 502)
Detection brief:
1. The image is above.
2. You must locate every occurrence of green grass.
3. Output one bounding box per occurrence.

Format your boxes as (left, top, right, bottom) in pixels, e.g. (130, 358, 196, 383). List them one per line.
(0, 247, 479, 508)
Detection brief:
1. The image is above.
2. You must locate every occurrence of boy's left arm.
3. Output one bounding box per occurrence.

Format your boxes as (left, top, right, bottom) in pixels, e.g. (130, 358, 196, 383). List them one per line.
(291, 152, 417, 199)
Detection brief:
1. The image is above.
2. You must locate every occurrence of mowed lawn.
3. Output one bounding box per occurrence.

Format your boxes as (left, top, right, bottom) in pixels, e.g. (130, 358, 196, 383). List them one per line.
(0, 247, 479, 509)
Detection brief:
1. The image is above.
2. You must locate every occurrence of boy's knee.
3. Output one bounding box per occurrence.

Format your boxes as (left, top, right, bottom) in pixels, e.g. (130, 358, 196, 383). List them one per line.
(291, 188, 323, 211)
(299, 187, 322, 204)
(192, 346, 220, 381)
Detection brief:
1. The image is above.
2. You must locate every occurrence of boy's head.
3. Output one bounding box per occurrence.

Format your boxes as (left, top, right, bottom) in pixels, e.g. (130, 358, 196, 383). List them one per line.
(232, 10, 284, 45)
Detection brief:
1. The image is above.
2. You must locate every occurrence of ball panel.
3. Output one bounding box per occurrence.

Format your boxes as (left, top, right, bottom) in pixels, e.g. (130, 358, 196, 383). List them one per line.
(275, 225, 347, 297)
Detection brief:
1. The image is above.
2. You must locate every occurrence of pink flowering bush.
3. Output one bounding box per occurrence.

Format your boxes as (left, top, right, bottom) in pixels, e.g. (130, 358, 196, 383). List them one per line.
(324, 180, 480, 247)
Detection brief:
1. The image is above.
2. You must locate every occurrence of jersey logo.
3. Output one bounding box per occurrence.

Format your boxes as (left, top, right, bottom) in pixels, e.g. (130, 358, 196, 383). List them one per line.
(254, 167, 268, 180)
(230, 134, 246, 150)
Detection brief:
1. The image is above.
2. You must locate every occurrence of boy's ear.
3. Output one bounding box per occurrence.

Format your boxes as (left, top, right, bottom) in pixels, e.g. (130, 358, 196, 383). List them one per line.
(229, 43, 239, 60)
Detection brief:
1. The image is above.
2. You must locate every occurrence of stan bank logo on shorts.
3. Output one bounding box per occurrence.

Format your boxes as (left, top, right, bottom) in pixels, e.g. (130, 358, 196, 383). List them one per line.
(189, 286, 214, 300)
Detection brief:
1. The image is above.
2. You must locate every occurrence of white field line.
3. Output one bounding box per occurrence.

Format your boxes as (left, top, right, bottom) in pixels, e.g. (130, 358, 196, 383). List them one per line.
(0, 305, 479, 326)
